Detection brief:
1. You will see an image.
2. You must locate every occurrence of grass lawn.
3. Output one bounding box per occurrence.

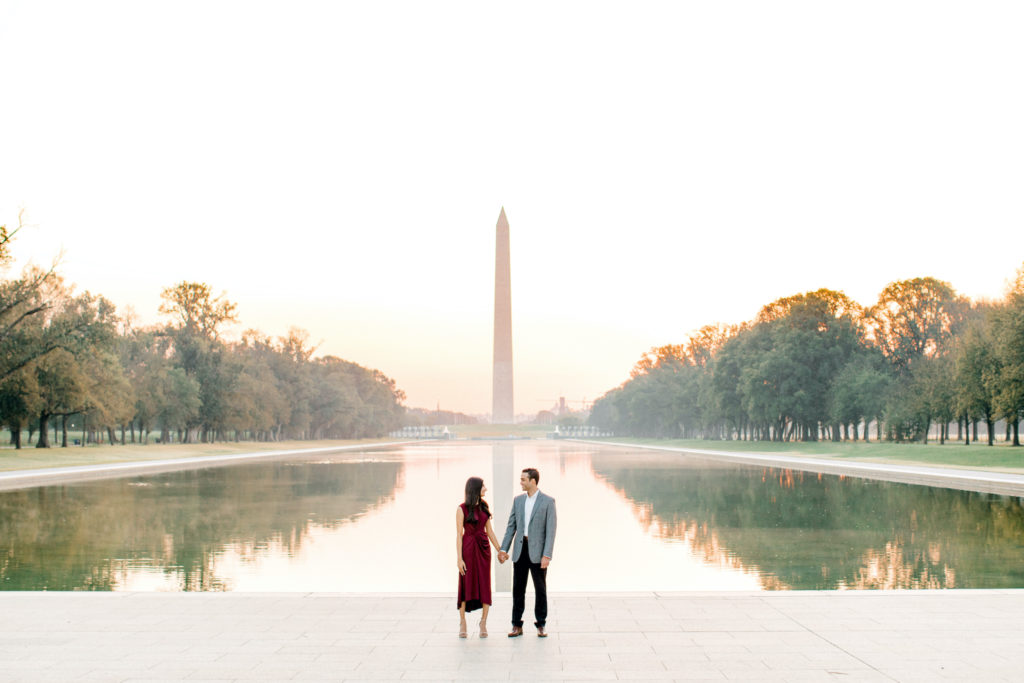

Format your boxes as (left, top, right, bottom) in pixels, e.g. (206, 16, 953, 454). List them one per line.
(590, 437, 1024, 473)
(0, 438, 402, 473)
(0, 423, 554, 473)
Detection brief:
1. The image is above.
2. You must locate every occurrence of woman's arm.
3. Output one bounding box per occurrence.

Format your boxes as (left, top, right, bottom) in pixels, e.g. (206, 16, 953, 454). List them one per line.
(455, 507, 466, 575)
(485, 518, 501, 549)
(486, 518, 508, 562)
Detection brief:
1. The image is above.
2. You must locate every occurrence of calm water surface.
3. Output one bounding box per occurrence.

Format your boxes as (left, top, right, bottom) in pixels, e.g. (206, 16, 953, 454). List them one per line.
(2, 440, 1024, 591)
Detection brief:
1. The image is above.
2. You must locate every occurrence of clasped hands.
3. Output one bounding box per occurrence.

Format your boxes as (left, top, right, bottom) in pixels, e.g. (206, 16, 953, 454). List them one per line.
(495, 550, 550, 568)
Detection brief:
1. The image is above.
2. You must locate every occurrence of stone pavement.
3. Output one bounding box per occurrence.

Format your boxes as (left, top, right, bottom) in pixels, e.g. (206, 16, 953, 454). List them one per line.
(2, 590, 1023, 682)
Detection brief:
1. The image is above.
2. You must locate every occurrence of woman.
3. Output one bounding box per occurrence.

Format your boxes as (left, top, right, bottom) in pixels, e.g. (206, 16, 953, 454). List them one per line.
(456, 476, 503, 638)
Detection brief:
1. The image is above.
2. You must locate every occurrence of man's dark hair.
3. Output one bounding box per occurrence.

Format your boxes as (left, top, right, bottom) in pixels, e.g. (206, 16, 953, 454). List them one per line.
(522, 468, 540, 485)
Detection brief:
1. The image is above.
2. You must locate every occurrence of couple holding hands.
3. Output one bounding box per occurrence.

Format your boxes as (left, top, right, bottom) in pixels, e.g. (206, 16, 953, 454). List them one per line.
(455, 467, 556, 639)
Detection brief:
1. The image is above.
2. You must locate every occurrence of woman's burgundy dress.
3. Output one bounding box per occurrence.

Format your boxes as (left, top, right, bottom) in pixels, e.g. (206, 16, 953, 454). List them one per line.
(457, 503, 492, 611)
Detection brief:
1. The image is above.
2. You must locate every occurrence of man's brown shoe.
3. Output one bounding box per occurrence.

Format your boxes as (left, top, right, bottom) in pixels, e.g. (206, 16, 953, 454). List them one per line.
(537, 626, 548, 637)
(507, 626, 523, 638)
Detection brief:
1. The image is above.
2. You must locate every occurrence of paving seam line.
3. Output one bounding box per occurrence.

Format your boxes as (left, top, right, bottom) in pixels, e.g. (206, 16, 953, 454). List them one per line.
(756, 595, 899, 682)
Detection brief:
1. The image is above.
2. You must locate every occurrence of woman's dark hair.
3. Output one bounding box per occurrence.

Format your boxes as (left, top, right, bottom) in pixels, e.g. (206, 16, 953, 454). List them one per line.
(464, 476, 491, 523)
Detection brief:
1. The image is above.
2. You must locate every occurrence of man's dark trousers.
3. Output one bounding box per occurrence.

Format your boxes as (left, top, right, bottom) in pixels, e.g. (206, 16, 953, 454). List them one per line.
(511, 538, 547, 628)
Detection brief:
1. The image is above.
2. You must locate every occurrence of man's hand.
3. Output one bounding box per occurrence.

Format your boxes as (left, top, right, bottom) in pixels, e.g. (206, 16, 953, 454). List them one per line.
(497, 550, 508, 563)
(540, 556, 550, 569)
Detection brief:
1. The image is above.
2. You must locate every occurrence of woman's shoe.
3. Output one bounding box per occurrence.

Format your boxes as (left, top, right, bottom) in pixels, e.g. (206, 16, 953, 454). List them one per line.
(479, 620, 488, 638)
(459, 621, 468, 638)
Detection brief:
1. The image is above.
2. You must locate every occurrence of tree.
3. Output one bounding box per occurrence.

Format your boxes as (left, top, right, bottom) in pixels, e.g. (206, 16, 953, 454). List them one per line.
(884, 356, 954, 443)
(955, 317, 1001, 446)
(758, 288, 864, 327)
(0, 272, 122, 448)
(915, 356, 956, 444)
(631, 344, 688, 378)
(0, 266, 69, 383)
(79, 350, 135, 445)
(685, 324, 736, 368)
(991, 264, 1024, 445)
(156, 368, 201, 443)
(223, 349, 287, 440)
(158, 282, 238, 339)
(830, 350, 892, 441)
(119, 325, 171, 444)
(159, 282, 240, 442)
(708, 331, 749, 439)
(33, 349, 89, 448)
(0, 213, 78, 384)
(0, 368, 41, 448)
(867, 277, 966, 373)
(738, 290, 865, 441)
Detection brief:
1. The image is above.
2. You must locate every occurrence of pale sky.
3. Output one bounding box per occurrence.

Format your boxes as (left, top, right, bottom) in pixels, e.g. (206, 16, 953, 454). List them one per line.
(2, 1, 1022, 416)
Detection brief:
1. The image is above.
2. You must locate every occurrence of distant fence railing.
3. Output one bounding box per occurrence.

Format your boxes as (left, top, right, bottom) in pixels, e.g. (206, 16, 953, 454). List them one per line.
(548, 425, 613, 439)
(389, 425, 613, 440)
(390, 426, 455, 439)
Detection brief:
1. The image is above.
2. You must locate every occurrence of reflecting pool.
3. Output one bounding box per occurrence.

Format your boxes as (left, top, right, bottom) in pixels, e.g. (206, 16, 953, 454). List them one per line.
(2, 440, 1023, 591)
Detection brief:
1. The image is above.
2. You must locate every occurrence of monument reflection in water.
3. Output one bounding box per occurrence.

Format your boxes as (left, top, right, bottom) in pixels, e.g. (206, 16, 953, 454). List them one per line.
(2, 441, 1024, 591)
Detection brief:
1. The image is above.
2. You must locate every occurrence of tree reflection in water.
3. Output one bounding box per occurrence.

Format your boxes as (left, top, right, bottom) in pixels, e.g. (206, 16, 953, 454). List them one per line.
(0, 458, 403, 591)
(590, 452, 1024, 589)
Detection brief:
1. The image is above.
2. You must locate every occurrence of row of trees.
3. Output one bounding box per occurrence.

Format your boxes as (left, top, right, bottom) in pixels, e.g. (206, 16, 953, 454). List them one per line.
(590, 267, 1024, 446)
(405, 407, 479, 426)
(0, 220, 406, 448)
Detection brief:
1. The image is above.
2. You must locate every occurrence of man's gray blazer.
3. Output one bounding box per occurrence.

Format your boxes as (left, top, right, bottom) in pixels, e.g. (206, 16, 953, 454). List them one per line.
(501, 491, 557, 563)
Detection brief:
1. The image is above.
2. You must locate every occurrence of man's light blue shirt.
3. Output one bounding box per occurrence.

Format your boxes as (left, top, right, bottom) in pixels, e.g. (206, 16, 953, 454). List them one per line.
(524, 489, 539, 531)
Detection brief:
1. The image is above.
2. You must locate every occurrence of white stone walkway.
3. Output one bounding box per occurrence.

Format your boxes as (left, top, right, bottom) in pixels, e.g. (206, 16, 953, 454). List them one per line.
(579, 440, 1024, 497)
(2, 591, 1023, 682)
(0, 442, 420, 493)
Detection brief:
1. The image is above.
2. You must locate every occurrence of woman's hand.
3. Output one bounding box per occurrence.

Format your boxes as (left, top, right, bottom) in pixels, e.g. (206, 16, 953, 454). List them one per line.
(457, 559, 466, 576)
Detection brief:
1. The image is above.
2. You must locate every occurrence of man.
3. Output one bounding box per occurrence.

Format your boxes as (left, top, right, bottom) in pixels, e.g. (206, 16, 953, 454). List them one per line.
(499, 467, 557, 637)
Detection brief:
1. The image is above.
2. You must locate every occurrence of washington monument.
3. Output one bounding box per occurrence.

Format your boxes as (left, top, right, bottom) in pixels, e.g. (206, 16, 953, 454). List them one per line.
(492, 207, 513, 423)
